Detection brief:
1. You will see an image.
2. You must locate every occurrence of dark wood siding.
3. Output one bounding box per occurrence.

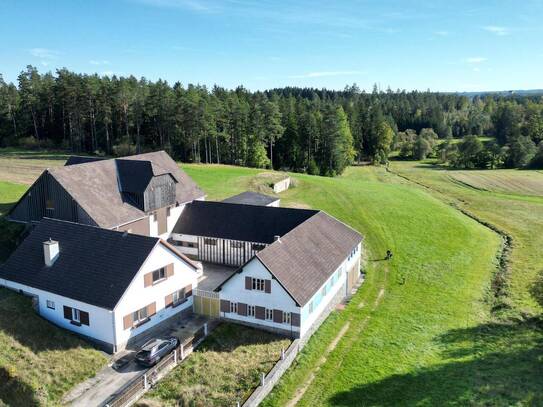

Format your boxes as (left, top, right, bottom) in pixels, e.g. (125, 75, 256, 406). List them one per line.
(273, 309, 283, 323)
(144, 174, 176, 212)
(9, 171, 97, 226)
(291, 312, 301, 327)
(238, 303, 247, 316)
(196, 236, 267, 266)
(80, 311, 90, 326)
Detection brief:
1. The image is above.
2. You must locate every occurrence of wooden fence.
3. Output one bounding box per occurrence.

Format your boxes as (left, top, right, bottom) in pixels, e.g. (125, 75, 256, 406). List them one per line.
(104, 323, 209, 407)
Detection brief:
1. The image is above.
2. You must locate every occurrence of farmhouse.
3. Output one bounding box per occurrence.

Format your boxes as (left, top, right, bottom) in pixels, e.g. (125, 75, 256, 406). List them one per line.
(2, 151, 363, 351)
(0, 218, 199, 353)
(8, 151, 205, 237)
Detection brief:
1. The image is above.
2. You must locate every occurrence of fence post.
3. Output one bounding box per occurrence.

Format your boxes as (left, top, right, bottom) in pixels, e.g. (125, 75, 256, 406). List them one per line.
(204, 322, 208, 336)
(174, 348, 178, 364)
(281, 347, 285, 360)
(261, 372, 265, 386)
(144, 373, 148, 389)
(236, 402, 240, 407)
(180, 343, 185, 360)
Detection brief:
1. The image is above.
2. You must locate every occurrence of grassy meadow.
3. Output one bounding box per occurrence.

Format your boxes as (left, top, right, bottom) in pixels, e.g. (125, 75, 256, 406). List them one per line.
(0, 149, 541, 405)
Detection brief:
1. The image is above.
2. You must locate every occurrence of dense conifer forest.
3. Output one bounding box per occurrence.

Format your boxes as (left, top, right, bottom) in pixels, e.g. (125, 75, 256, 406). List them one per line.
(1, 66, 542, 175)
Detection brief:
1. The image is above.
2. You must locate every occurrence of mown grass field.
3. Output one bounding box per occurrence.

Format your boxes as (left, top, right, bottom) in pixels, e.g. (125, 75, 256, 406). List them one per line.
(450, 169, 543, 197)
(0, 150, 541, 406)
(141, 323, 291, 406)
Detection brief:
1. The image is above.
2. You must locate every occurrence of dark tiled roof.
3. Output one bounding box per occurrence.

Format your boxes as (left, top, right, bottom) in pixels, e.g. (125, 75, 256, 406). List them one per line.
(257, 211, 362, 306)
(49, 151, 204, 228)
(173, 201, 317, 243)
(0, 219, 159, 310)
(222, 191, 279, 206)
(65, 156, 106, 166)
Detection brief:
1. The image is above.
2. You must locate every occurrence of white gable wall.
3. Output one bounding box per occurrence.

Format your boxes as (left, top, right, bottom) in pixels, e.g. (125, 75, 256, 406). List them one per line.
(218, 257, 301, 334)
(114, 242, 199, 347)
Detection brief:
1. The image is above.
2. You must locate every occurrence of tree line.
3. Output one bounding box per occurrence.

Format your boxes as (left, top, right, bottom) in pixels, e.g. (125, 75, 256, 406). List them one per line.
(1, 66, 542, 175)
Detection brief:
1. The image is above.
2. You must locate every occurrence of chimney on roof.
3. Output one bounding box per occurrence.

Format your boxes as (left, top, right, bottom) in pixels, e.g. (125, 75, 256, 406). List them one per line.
(274, 235, 281, 243)
(43, 238, 59, 267)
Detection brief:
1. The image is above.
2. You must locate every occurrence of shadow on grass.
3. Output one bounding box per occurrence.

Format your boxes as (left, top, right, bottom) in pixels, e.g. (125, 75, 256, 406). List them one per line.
(329, 318, 543, 407)
(0, 288, 99, 353)
(530, 270, 543, 310)
(0, 366, 40, 407)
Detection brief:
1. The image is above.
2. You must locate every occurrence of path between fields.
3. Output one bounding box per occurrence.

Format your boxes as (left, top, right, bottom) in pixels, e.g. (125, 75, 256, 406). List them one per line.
(285, 267, 388, 407)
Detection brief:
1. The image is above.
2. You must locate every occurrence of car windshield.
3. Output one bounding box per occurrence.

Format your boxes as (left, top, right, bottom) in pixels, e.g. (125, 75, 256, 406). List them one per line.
(137, 350, 152, 358)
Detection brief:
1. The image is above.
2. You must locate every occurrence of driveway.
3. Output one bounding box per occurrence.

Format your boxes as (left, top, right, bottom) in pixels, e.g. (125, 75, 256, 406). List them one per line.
(64, 314, 210, 407)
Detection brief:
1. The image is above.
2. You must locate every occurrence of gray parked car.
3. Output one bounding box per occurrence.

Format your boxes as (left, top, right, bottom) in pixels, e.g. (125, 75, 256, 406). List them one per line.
(135, 337, 179, 367)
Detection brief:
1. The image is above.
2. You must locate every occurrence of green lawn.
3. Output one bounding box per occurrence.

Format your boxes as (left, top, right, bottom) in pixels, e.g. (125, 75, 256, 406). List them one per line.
(0, 150, 541, 406)
(179, 163, 541, 406)
(141, 323, 291, 406)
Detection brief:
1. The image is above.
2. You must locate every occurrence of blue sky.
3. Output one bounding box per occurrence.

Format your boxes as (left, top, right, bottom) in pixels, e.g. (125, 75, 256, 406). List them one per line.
(1, 0, 542, 91)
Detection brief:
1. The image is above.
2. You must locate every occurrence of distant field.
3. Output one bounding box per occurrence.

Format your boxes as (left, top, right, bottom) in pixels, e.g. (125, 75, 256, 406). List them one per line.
(0, 148, 68, 184)
(450, 170, 543, 197)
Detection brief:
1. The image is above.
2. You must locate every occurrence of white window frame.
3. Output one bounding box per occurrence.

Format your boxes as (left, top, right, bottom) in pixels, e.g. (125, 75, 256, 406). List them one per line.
(152, 267, 166, 283)
(247, 305, 255, 317)
(133, 306, 148, 324)
(252, 278, 265, 292)
(72, 308, 81, 323)
(46, 300, 55, 310)
(283, 312, 291, 324)
(230, 302, 238, 314)
(172, 289, 184, 305)
(265, 308, 273, 321)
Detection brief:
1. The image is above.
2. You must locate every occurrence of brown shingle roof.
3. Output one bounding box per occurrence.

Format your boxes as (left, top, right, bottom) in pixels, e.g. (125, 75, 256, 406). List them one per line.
(49, 151, 204, 228)
(256, 211, 362, 306)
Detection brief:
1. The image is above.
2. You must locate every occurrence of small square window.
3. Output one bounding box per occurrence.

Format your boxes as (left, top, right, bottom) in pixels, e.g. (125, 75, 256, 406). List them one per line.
(152, 267, 166, 283)
(204, 238, 217, 246)
(309, 301, 314, 314)
(252, 278, 265, 291)
(46, 300, 55, 310)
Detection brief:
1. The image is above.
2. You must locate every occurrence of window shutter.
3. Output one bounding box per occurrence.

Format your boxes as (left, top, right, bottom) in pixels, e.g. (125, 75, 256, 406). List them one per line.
(184, 284, 192, 298)
(255, 306, 265, 320)
(144, 272, 153, 287)
(63, 306, 72, 320)
(148, 302, 157, 316)
(220, 299, 230, 313)
(238, 303, 247, 316)
(165, 293, 173, 307)
(245, 276, 252, 290)
(291, 312, 301, 327)
(123, 314, 133, 330)
(166, 263, 174, 278)
(80, 311, 90, 326)
(273, 309, 283, 323)
(264, 279, 271, 293)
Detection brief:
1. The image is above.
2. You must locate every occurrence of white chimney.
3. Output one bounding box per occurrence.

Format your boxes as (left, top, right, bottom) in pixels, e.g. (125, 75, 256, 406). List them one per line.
(43, 238, 59, 267)
(274, 235, 281, 243)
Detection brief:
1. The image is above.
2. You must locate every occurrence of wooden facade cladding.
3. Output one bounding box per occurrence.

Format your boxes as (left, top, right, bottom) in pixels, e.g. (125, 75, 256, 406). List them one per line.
(123, 313, 133, 330)
(9, 171, 96, 225)
(144, 174, 176, 212)
(197, 236, 268, 266)
(166, 263, 174, 278)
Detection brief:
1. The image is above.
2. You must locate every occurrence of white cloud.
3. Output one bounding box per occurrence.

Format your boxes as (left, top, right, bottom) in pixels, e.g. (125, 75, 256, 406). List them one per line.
(90, 59, 110, 65)
(483, 25, 509, 36)
(289, 70, 366, 79)
(134, 0, 219, 13)
(465, 57, 487, 64)
(29, 48, 60, 59)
